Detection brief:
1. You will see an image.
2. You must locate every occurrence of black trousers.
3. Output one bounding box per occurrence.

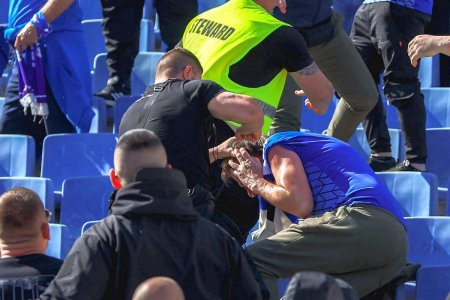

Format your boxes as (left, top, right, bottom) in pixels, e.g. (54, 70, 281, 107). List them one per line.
(351, 3, 430, 163)
(100, 0, 198, 87)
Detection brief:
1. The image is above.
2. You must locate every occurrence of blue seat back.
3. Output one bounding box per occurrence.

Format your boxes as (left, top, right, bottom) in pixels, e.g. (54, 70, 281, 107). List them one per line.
(301, 97, 338, 134)
(387, 88, 450, 129)
(0, 1, 8, 24)
(114, 96, 140, 133)
(0, 97, 4, 115)
(404, 217, 450, 266)
(46, 224, 70, 259)
(348, 128, 404, 162)
(139, 19, 155, 52)
(81, 19, 105, 70)
(426, 128, 450, 188)
(0, 177, 55, 221)
(41, 133, 117, 191)
(60, 176, 112, 247)
(422, 88, 450, 128)
(419, 56, 440, 88)
(415, 266, 450, 300)
(89, 96, 107, 133)
(0, 135, 35, 177)
(131, 52, 165, 96)
(93, 52, 164, 96)
(376, 172, 438, 216)
(78, 0, 102, 20)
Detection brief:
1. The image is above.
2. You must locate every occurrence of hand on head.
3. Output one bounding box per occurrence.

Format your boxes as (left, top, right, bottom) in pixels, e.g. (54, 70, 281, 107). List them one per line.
(227, 147, 263, 197)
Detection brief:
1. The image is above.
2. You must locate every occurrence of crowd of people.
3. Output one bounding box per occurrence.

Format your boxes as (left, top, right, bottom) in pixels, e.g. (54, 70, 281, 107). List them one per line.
(1, 0, 449, 299)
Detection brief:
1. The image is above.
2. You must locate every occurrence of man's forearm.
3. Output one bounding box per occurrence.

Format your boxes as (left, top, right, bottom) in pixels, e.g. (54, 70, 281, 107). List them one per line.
(436, 36, 450, 56)
(248, 177, 309, 218)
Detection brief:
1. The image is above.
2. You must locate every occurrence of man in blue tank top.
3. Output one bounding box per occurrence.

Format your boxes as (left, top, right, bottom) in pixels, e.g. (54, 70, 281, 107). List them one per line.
(222, 131, 407, 300)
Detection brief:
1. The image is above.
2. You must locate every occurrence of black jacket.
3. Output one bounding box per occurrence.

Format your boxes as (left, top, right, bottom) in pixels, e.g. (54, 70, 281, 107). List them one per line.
(40, 168, 261, 300)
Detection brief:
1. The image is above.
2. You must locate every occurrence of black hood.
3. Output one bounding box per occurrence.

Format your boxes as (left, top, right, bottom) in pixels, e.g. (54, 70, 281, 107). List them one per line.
(110, 168, 198, 218)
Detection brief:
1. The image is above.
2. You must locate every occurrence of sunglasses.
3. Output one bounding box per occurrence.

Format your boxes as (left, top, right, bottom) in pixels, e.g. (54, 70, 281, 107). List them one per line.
(45, 209, 52, 222)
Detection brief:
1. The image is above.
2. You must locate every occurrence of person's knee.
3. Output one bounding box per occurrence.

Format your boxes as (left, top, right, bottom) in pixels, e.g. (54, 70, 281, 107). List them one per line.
(383, 78, 421, 103)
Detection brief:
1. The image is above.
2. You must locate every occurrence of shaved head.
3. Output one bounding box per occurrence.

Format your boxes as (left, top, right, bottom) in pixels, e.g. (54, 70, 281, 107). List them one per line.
(115, 129, 167, 186)
(156, 48, 203, 79)
(0, 187, 46, 242)
(133, 277, 185, 300)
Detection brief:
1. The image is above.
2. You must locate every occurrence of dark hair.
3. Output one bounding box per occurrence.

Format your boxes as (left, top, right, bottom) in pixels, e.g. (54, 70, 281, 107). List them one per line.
(157, 47, 203, 76)
(0, 187, 44, 233)
(117, 129, 163, 152)
(221, 138, 265, 184)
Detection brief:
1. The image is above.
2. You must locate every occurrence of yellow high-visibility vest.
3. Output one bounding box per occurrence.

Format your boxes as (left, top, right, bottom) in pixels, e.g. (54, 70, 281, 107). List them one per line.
(182, 0, 291, 134)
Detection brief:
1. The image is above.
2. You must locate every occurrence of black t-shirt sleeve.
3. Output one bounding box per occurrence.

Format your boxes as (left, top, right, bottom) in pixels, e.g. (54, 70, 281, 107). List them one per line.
(228, 26, 313, 87)
(271, 26, 313, 72)
(183, 80, 226, 110)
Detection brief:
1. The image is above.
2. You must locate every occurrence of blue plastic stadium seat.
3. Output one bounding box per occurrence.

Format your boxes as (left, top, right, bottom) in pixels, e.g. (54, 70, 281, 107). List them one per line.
(90, 96, 107, 133)
(0, 177, 55, 221)
(426, 128, 450, 201)
(93, 52, 164, 96)
(348, 128, 404, 162)
(60, 176, 112, 247)
(396, 217, 450, 300)
(301, 97, 338, 134)
(419, 56, 440, 88)
(46, 224, 70, 259)
(0, 97, 4, 113)
(139, 19, 156, 52)
(375, 172, 438, 216)
(421, 88, 450, 128)
(114, 96, 140, 133)
(83, 19, 156, 71)
(143, 0, 155, 20)
(78, 0, 102, 20)
(0, 135, 35, 177)
(388, 88, 450, 129)
(447, 179, 450, 216)
(131, 52, 165, 95)
(81, 19, 105, 70)
(40, 133, 117, 194)
(0, 1, 8, 24)
(81, 220, 102, 234)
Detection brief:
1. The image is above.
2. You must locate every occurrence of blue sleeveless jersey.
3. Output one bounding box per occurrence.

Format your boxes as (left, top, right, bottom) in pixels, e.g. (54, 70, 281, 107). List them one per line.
(262, 131, 405, 227)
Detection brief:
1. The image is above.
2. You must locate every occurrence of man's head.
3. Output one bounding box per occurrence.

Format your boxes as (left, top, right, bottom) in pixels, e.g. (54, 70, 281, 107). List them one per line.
(155, 48, 203, 82)
(0, 187, 50, 257)
(110, 129, 168, 189)
(132, 277, 185, 300)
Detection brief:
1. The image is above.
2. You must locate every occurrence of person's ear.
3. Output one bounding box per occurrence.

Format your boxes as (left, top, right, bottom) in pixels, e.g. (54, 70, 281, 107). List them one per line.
(166, 163, 172, 169)
(109, 168, 122, 190)
(42, 222, 50, 240)
(183, 65, 193, 80)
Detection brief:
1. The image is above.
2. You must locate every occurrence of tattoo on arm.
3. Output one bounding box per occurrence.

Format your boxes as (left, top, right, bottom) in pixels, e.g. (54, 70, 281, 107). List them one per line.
(297, 62, 318, 76)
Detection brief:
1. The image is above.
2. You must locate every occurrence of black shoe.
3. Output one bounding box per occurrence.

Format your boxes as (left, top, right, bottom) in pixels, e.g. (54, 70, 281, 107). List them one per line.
(94, 78, 131, 105)
(368, 155, 397, 172)
(388, 160, 423, 172)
